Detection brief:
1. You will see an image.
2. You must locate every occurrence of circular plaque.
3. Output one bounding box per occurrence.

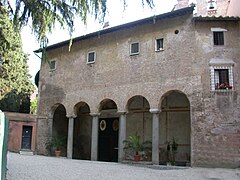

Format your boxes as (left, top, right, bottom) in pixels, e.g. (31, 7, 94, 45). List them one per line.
(100, 120, 106, 131)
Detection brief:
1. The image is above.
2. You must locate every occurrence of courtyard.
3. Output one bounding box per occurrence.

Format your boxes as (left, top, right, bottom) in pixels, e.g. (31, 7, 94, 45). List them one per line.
(7, 152, 240, 180)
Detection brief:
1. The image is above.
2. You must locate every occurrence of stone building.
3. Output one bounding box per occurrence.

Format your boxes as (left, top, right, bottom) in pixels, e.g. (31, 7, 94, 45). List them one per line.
(35, 1, 240, 168)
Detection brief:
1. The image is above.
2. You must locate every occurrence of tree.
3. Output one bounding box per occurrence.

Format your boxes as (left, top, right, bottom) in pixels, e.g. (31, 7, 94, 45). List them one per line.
(0, 6, 34, 113)
(1, 0, 154, 42)
(30, 98, 38, 114)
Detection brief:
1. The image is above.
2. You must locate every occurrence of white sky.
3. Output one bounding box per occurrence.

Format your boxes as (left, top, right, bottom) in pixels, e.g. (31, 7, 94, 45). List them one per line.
(22, 0, 186, 82)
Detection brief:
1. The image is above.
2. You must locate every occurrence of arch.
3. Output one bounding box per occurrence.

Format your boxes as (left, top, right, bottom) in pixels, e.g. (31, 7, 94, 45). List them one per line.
(125, 95, 152, 161)
(159, 90, 191, 166)
(98, 99, 119, 162)
(159, 90, 190, 109)
(74, 102, 91, 116)
(73, 102, 91, 160)
(98, 99, 118, 112)
(51, 103, 68, 157)
(126, 95, 150, 112)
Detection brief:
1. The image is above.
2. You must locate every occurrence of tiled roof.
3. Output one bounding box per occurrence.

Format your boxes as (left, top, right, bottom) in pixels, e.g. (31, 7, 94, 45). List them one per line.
(35, 6, 195, 53)
(193, 16, 240, 21)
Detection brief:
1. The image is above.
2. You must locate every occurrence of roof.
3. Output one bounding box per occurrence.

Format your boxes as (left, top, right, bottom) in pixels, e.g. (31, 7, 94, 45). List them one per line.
(193, 16, 240, 21)
(34, 6, 195, 53)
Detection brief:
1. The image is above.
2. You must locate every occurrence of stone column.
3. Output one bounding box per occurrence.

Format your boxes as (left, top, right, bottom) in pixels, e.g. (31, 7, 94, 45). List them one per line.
(67, 116, 75, 159)
(150, 109, 160, 165)
(91, 113, 100, 161)
(118, 111, 127, 162)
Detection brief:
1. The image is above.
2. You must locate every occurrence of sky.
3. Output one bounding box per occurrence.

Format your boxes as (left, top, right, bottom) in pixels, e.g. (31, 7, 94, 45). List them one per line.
(22, 0, 186, 82)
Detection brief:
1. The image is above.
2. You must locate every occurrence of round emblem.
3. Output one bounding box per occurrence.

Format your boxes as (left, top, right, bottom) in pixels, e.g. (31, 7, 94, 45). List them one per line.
(112, 119, 119, 131)
(100, 120, 106, 131)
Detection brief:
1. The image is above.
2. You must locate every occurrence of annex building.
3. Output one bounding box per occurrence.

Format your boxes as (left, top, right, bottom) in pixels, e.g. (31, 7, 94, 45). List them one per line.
(35, 0, 240, 168)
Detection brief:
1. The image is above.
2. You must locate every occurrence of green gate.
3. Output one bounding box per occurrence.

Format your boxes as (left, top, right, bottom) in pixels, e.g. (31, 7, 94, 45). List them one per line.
(0, 111, 8, 180)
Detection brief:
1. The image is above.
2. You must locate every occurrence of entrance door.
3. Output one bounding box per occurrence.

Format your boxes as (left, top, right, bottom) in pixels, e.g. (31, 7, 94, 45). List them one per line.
(98, 118, 119, 162)
(21, 126, 32, 150)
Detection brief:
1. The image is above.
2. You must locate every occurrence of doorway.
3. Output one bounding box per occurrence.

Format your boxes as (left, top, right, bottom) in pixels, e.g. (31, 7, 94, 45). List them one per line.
(21, 126, 32, 150)
(98, 118, 119, 162)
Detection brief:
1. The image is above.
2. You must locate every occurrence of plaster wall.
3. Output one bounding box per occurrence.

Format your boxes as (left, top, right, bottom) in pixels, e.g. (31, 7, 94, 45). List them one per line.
(227, 0, 240, 16)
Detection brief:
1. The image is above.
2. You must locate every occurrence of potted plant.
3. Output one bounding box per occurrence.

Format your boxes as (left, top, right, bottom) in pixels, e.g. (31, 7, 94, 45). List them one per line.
(123, 133, 151, 161)
(46, 135, 66, 157)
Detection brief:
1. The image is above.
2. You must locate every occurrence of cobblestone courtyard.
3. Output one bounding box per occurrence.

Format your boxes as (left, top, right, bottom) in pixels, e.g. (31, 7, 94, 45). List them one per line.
(7, 152, 240, 180)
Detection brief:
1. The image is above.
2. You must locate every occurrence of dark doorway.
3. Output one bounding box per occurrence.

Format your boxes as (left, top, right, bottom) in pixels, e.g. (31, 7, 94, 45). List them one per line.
(21, 126, 32, 150)
(98, 118, 119, 162)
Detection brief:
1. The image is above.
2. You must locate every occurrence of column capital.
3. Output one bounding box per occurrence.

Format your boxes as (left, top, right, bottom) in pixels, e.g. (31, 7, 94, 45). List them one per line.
(66, 115, 77, 119)
(149, 109, 160, 114)
(90, 113, 101, 117)
(117, 111, 127, 115)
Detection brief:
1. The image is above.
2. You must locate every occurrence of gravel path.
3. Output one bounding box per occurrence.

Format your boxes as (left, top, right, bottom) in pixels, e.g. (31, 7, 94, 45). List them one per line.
(7, 152, 240, 180)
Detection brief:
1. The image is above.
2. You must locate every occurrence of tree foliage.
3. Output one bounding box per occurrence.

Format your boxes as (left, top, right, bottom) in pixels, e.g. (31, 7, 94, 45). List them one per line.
(30, 98, 38, 114)
(0, 6, 34, 113)
(1, 0, 154, 42)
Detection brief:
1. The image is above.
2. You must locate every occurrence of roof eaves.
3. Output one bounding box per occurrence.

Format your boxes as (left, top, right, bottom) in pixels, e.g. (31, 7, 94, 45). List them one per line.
(34, 6, 194, 53)
(193, 16, 240, 21)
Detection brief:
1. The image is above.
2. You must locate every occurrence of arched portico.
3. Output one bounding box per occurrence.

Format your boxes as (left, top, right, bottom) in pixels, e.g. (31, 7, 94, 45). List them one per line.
(159, 90, 191, 166)
(98, 99, 119, 162)
(51, 104, 68, 157)
(125, 95, 152, 161)
(73, 102, 92, 160)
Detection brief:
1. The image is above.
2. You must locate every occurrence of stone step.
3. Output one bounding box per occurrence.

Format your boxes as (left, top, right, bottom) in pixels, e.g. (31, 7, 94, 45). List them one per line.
(19, 150, 34, 155)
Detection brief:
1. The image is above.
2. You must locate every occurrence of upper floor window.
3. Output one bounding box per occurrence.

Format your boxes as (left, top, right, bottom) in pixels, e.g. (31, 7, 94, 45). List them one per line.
(155, 38, 164, 51)
(130, 42, 140, 55)
(49, 60, 56, 71)
(213, 32, 224, 45)
(87, 51, 96, 64)
(211, 27, 227, 46)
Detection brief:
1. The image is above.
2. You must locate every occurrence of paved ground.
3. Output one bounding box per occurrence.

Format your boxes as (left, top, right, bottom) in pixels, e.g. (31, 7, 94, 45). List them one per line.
(7, 152, 240, 180)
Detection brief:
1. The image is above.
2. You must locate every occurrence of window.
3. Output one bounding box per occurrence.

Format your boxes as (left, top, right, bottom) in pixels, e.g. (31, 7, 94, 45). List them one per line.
(155, 38, 164, 51)
(87, 51, 96, 63)
(49, 60, 56, 70)
(211, 27, 227, 46)
(210, 66, 233, 91)
(213, 32, 224, 45)
(214, 69, 230, 89)
(130, 42, 140, 55)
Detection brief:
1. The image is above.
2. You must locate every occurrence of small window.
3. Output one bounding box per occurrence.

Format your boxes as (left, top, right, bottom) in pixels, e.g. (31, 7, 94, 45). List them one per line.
(155, 38, 164, 51)
(130, 42, 140, 55)
(87, 51, 96, 63)
(213, 32, 224, 45)
(49, 60, 56, 70)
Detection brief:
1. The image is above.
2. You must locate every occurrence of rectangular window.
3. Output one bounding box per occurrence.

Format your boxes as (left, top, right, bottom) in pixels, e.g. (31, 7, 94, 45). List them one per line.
(214, 69, 232, 90)
(213, 32, 224, 45)
(87, 51, 96, 63)
(156, 38, 164, 51)
(49, 60, 56, 70)
(130, 42, 140, 55)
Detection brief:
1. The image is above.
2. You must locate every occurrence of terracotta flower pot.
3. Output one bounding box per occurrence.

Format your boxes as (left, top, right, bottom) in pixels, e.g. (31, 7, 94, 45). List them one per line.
(55, 150, 61, 157)
(134, 154, 141, 161)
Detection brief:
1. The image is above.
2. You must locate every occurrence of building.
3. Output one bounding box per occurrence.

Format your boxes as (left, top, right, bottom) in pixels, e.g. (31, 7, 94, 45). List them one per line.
(35, 1, 240, 168)
(7, 112, 37, 154)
